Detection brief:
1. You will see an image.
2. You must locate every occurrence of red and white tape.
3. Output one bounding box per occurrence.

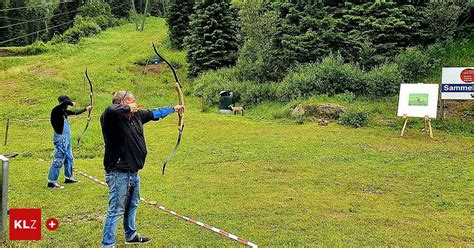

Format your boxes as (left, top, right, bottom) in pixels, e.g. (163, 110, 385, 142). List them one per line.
(73, 168, 259, 248)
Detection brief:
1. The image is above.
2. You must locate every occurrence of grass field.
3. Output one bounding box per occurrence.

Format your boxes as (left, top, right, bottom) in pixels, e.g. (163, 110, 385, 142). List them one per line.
(0, 18, 473, 247)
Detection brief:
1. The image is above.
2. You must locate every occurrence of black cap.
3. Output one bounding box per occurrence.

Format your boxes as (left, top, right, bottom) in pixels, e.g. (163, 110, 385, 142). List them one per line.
(58, 95, 71, 103)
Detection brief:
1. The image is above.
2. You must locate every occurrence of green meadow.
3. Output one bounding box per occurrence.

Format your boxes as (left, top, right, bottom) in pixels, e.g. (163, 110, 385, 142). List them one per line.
(0, 18, 473, 247)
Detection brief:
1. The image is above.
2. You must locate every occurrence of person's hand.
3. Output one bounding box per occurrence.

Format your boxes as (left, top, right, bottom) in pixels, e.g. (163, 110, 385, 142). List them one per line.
(174, 104, 184, 114)
(128, 103, 138, 113)
(86, 105, 93, 111)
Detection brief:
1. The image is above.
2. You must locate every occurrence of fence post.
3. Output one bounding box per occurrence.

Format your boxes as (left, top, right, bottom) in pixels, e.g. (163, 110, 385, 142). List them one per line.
(3, 119, 9, 146)
(0, 155, 8, 241)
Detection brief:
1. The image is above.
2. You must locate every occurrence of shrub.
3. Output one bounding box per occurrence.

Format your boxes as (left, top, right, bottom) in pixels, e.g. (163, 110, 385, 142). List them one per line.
(74, 17, 102, 36)
(193, 68, 240, 104)
(239, 82, 279, 106)
(335, 92, 356, 103)
(278, 54, 366, 101)
(193, 67, 280, 107)
(56, 19, 101, 44)
(339, 111, 369, 128)
(365, 63, 403, 97)
(395, 47, 433, 83)
(60, 27, 83, 44)
(23, 41, 48, 55)
(78, 1, 113, 30)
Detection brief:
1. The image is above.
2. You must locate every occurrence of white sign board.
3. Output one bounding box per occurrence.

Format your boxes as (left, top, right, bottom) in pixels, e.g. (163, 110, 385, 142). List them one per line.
(397, 84, 439, 119)
(441, 67, 474, 100)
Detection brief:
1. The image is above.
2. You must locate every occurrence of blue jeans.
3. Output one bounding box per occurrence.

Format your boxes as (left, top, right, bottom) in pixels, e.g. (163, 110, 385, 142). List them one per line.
(101, 171, 140, 247)
(48, 119, 74, 182)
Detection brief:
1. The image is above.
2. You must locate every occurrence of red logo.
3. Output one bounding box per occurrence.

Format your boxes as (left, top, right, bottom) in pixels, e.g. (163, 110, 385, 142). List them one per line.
(45, 218, 59, 231)
(9, 208, 41, 240)
(460, 68, 474, 83)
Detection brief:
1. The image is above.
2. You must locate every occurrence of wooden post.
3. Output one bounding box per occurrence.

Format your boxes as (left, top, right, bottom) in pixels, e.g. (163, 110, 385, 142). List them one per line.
(400, 114, 408, 137)
(441, 99, 445, 120)
(424, 115, 433, 139)
(201, 97, 205, 112)
(3, 119, 9, 146)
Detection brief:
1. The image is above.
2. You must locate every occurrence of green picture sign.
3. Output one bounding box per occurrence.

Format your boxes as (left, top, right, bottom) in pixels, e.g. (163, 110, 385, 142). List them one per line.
(408, 93, 429, 106)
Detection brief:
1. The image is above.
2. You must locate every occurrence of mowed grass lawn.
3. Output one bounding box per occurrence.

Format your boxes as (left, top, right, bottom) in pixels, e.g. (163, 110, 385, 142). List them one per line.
(1, 18, 473, 247)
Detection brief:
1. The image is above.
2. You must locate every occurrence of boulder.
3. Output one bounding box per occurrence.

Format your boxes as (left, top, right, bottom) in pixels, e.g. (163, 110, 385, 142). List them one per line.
(291, 103, 346, 119)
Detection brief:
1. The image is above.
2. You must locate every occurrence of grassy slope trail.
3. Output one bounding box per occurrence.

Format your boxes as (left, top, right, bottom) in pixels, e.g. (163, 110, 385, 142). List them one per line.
(0, 18, 473, 246)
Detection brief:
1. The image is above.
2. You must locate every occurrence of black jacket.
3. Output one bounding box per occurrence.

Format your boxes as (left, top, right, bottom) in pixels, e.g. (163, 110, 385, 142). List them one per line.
(100, 104, 154, 172)
(50, 101, 86, 134)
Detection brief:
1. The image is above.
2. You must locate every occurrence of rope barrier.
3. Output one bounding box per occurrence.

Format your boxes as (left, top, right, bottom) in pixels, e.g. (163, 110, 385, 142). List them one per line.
(73, 168, 259, 248)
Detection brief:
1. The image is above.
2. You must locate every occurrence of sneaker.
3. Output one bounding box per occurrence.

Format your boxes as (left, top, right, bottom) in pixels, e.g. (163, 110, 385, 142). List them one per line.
(47, 182, 64, 189)
(125, 234, 152, 245)
(64, 178, 81, 184)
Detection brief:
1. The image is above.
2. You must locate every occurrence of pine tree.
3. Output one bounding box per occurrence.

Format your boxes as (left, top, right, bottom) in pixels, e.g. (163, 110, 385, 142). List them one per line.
(5, 0, 30, 46)
(149, 0, 161, 17)
(185, 0, 239, 77)
(0, 0, 10, 46)
(166, 0, 194, 49)
(49, 0, 81, 37)
(109, 0, 131, 18)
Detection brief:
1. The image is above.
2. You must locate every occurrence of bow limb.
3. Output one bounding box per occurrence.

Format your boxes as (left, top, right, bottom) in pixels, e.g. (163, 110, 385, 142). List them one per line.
(152, 43, 185, 175)
(77, 67, 94, 147)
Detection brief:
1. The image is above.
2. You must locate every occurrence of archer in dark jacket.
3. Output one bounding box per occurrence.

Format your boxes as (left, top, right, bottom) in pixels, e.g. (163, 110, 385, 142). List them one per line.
(100, 90, 183, 247)
(47, 95, 92, 189)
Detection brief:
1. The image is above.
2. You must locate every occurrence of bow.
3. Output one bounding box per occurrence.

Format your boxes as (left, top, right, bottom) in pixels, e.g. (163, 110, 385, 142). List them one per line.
(152, 43, 184, 175)
(77, 67, 94, 146)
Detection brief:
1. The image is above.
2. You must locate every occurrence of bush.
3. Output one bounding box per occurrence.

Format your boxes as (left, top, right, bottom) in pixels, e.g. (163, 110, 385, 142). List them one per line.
(365, 63, 403, 97)
(277, 54, 366, 101)
(193, 68, 240, 104)
(395, 47, 433, 83)
(193, 67, 280, 107)
(60, 27, 83, 44)
(78, 1, 113, 30)
(74, 17, 102, 36)
(335, 92, 356, 103)
(339, 111, 369, 128)
(55, 19, 101, 44)
(239, 82, 279, 106)
(6, 41, 49, 55)
(23, 41, 48, 55)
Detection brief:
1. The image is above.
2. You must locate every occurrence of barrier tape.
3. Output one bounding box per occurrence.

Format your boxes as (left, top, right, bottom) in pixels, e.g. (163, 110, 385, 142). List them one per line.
(73, 168, 259, 248)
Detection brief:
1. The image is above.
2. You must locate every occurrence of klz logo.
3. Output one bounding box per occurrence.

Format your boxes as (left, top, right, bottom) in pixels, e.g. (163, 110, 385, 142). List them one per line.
(9, 208, 41, 240)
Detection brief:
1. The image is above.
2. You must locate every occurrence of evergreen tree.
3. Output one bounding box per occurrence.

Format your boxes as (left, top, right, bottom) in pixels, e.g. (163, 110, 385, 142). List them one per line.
(109, 0, 131, 18)
(185, 0, 239, 77)
(49, 0, 81, 37)
(6, 0, 28, 46)
(149, 0, 161, 17)
(0, 0, 10, 46)
(134, 0, 146, 14)
(166, 0, 194, 49)
(25, 7, 48, 44)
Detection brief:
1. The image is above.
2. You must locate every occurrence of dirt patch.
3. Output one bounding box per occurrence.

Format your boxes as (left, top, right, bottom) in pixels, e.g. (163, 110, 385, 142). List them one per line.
(31, 67, 55, 77)
(130, 62, 166, 75)
(20, 98, 40, 105)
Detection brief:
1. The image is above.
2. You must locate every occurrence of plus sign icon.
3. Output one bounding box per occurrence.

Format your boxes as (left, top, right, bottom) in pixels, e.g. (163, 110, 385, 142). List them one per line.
(46, 218, 59, 231)
(9, 208, 42, 240)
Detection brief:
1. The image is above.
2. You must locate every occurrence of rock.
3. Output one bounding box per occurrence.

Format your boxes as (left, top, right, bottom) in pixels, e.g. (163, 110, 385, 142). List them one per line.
(291, 104, 305, 118)
(315, 104, 346, 119)
(292, 103, 345, 119)
(318, 119, 329, 126)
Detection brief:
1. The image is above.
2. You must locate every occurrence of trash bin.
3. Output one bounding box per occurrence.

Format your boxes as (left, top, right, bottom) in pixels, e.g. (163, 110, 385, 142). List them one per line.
(219, 91, 233, 110)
